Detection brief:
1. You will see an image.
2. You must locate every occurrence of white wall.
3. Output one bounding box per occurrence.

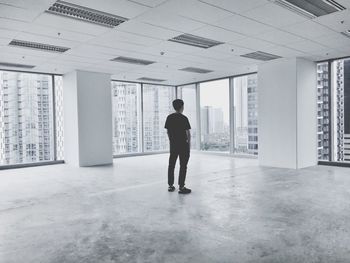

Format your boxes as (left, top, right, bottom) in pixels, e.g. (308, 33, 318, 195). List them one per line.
(258, 58, 317, 169)
(296, 59, 317, 168)
(63, 70, 113, 167)
(63, 71, 79, 166)
(258, 58, 297, 169)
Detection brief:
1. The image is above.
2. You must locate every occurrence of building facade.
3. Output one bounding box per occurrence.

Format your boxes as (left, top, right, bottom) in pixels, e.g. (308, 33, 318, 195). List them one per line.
(0, 71, 54, 165)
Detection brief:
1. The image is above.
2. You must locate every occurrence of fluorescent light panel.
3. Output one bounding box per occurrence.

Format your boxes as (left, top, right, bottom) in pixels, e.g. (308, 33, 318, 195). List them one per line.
(111, 56, 155, 65)
(241, 51, 282, 61)
(46, 0, 128, 28)
(138, 77, 166, 82)
(179, 67, 213, 74)
(9, 39, 70, 53)
(0, 62, 35, 69)
(169, 34, 224, 49)
(272, 0, 346, 19)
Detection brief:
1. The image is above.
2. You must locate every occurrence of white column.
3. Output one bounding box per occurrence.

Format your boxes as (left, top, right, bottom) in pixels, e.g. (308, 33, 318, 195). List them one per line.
(258, 58, 317, 169)
(63, 70, 113, 167)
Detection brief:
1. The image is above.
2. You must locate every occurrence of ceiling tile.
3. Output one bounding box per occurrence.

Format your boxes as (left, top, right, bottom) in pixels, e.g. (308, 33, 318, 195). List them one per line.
(22, 24, 96, 42)
(314, 32, 350, 49)
(117, 20, 181, 40)
(135, 11, 204, 32)
(89, 31, 161, 47)
(209, 43, 254, 56)
(155, 0, 232, 24)
(261, 45, 306, 57)
(230, 37, 275, 50)
(255, 30, 306, 45)
(65, 0, 150, 19)
(213, 14, 274, 36)
(285, 40, 328, 53)
(124, 0, 167, 7)
(189, 25, 245, 42)
(198, 0, 269, 13)
(243, 3, 307, 27)
(313, 10, 350, 32)
(33, 13, 110, 36)
(0, 2, 47, 22)
(283, 20, 336, 39)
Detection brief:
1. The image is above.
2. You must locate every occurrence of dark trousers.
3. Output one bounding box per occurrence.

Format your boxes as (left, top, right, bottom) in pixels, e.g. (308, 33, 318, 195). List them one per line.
(168, 147, 190, 187)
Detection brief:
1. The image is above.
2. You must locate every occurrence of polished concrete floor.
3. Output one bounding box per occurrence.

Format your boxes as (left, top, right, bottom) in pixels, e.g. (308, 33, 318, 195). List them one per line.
(1, 153, 350, 263)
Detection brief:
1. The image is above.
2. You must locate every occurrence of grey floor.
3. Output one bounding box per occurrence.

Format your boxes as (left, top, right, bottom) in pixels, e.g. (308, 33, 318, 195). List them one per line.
(1, 153, 350, 263)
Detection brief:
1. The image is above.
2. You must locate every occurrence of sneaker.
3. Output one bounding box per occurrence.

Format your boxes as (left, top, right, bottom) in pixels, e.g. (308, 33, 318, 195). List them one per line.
(168, 185, 175, 192)
(178, 186, 191, 194)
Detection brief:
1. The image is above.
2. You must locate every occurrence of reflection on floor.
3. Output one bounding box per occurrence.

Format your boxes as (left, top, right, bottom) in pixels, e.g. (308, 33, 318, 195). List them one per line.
(1, 153, 350, 263)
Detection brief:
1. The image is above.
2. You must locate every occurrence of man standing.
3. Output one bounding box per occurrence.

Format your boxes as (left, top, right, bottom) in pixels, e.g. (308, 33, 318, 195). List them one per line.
(165, 99, 192, 194)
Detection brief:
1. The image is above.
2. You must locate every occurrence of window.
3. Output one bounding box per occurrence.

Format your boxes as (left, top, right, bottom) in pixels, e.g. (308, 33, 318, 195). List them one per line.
(233, 74, 258, 155)
(111, 81, 142, 155)
(177, 84, 197, 149)
(0, 71, 55, 165)
(317, 58, 350, 163)
(317, 62, 330, 161)
(143, 84, 175, 152)
(199, 79, 230, 152)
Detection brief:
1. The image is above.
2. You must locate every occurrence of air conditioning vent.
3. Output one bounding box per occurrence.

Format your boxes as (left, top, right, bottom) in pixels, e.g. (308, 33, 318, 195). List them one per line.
(9, 39, 70, 53)
(111, 56, 155, 65)
(271, 0, 346, 18)
(341, 30, 350, 38)
(179, 67, 213, 74)
(46, 0, 128, 28)
(138, 77, 166, 82)
(0, 62, 35, 69)
(241, 51, 282, 61)
(169, 34, 224, 49)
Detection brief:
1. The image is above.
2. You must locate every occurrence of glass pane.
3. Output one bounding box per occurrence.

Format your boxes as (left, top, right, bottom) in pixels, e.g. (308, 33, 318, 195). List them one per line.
(54, 76, 64, 160)
(233, 74, 258, 155)
(0, 71, 55, 165)
(111, 81, 141, 155)
(143, 84, 175, 152)
(200, 79, 230, 152)
(177, 84, 197, 149)
(317, 62, 330, 161)
(332, 58, 350, 162)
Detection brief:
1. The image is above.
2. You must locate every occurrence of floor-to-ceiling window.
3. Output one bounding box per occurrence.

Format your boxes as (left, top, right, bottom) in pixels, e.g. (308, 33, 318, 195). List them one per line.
(317, 57, 350, 164)
(111, 81, 142, 155)
(0, 70, 56, 165)
(177, 84, 197, 149)
(317, 62, 331, 161)
(143, 84, 175, 152)
(199, 79, 230, 152)
(233, 74, 258, 155)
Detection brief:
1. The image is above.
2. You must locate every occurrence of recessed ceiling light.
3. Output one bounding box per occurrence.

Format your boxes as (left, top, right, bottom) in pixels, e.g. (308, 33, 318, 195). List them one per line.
(241, 51, 282, 61)
(0, 62, 35, 69)
(169, 34, 224, 49)
(271, 0, 346, 19)
(179, 67, 213, 74)
(138, 77, 166, 82)
(110, 56, 155, 65)
(46, 0, 128, 28)
(9, 39, 70, 53)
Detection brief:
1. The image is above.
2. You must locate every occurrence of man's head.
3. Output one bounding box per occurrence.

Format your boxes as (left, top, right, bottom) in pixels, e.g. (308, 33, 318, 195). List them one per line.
(172, 99, 184, 113)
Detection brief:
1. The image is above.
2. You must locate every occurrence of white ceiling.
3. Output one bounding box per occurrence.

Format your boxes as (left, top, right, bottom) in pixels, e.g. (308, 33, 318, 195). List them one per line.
(0, 0, 350, 85)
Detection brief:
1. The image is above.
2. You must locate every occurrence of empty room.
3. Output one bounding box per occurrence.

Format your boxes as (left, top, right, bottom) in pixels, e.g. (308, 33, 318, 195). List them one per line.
(1, 0, 350, 262)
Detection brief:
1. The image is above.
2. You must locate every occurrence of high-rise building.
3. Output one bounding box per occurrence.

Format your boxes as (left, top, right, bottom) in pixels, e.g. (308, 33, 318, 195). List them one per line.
(247, 75, 258, 155)
(143, 85, 174, 152)
(317, 62, 330, 161)
(0, 71, 54, 165)
(334, 59, 350, 162)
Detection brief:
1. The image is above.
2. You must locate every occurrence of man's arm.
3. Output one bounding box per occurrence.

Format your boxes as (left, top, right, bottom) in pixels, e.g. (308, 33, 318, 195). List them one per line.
(186, 130, 191, 148)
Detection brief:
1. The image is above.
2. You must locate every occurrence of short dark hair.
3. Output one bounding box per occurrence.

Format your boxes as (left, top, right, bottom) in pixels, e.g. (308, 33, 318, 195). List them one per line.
(172, 99, 184, 111)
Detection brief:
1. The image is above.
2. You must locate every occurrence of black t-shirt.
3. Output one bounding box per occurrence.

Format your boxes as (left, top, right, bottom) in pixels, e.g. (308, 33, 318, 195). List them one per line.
(164, 113, 191, 147)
